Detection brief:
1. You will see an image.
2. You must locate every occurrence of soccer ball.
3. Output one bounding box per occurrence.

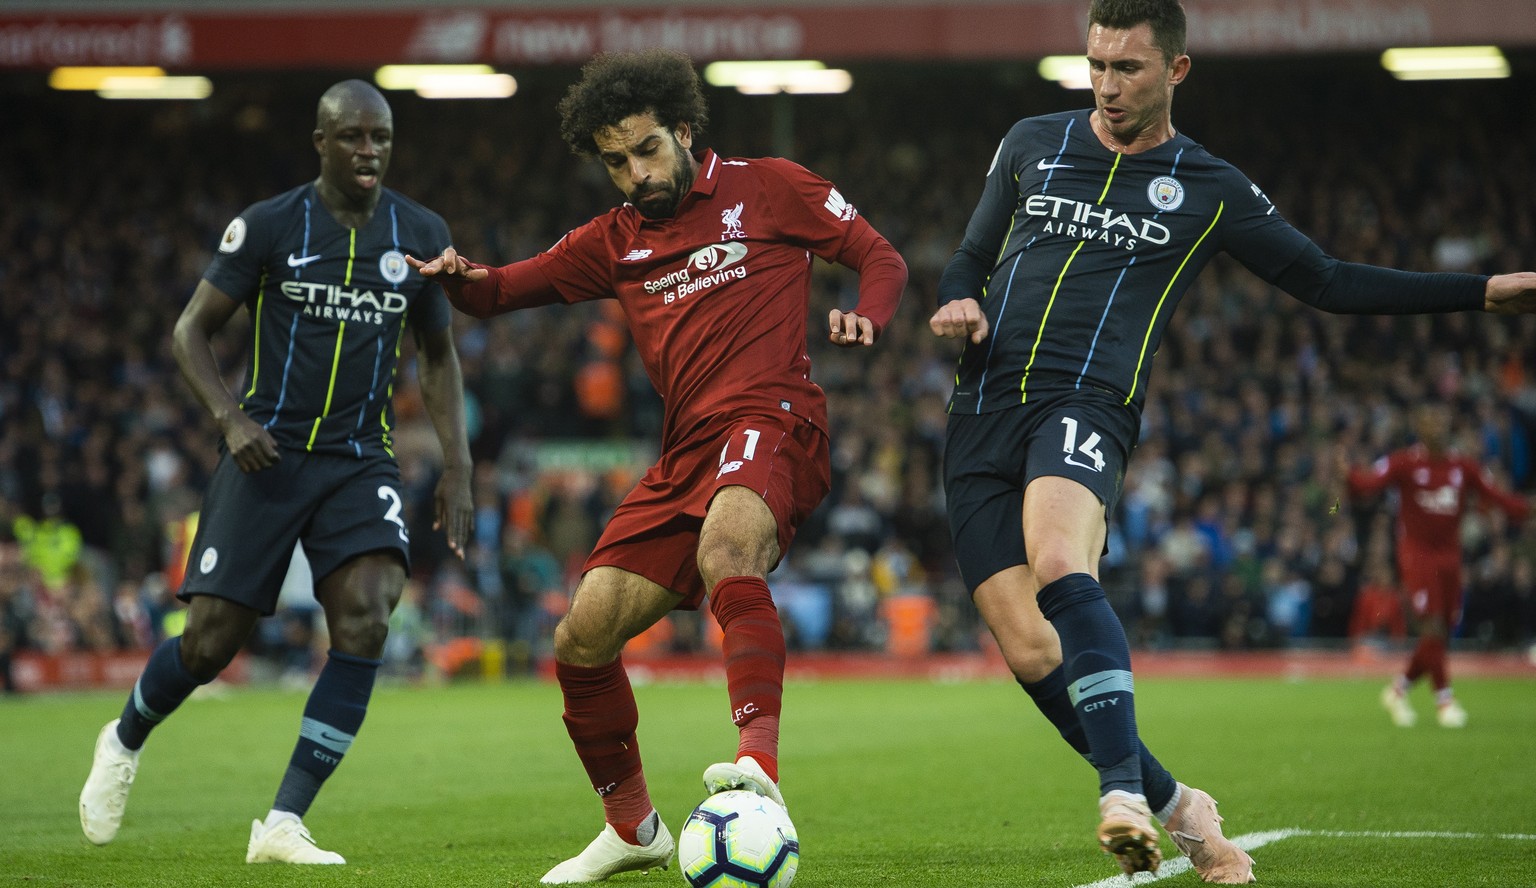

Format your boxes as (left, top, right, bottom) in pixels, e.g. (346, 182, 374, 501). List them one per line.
(678, 790, 799, 888)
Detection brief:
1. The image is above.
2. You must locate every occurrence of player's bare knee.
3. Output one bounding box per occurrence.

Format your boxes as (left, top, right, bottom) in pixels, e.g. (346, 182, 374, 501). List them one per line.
(1002, 636, 1060, 683)
(552, 617, 620, 667)
(697, 537, 769, 590)
(329, 612, 391, 659)
(177, 628, 240, 681)
(1028, 552, 1089, 589)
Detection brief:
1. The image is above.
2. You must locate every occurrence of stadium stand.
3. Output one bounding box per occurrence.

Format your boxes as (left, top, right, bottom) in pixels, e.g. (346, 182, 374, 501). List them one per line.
(1, 56, 1534, 689)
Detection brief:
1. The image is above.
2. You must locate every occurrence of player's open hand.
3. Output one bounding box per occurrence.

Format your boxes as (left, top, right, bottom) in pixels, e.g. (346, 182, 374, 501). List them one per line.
(828, 309, 877, 347)
(1484, 272, 1536, 314)
(929, 297, 989, 343)
(406, 247, 489, 289)
(433, 464, 474, 560)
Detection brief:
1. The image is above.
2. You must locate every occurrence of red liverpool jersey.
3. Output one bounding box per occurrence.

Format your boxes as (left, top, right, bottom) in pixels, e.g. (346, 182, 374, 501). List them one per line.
(1348, 445, 1529, 553)
(465, 150, 902, 450)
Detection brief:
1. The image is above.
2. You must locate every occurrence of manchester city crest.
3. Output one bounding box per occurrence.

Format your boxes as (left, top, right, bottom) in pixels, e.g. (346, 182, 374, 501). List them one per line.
(1147, 175, 1185, 212)
(379, 249, 409, 285)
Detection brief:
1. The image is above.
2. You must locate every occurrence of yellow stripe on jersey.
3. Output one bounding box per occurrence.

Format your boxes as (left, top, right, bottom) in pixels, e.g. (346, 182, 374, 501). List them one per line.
(379, 325, 405, 458)
(1020, 153, 1122, 403)
(244, 270, 267, 399)
(1124, 200, 1224, 405)
(306, 232, 358, 450)
(306, 322, 347, 450)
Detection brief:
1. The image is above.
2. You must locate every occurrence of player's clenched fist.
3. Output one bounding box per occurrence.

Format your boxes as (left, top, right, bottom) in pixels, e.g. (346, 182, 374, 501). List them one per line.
(929, 297, 990, 343)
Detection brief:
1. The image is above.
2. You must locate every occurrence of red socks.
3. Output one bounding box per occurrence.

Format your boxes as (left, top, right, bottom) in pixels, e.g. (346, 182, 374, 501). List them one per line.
(711, 576, 785, 779)
(555, 659, 653, 840)
(1405, 635, 1448, 691)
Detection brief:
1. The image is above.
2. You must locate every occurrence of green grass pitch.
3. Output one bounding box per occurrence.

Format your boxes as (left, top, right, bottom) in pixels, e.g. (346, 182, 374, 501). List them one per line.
(3, 675, 1533, 886)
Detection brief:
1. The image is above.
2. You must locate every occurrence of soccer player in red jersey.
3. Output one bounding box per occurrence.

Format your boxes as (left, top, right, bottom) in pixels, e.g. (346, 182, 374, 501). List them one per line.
(1344, 403, 1529, 728)
(410, 50, 906, 883)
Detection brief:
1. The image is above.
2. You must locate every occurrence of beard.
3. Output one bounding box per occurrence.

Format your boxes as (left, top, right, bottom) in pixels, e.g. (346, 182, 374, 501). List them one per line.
(630, 141, 696, 219)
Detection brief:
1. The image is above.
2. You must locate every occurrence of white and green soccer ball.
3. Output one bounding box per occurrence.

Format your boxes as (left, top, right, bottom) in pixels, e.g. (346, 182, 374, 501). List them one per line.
(679, 790, 799, 888)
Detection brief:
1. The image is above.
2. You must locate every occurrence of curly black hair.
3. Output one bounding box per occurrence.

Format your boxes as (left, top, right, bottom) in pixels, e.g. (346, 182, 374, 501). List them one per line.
(557, 49, 710, 158)
(1087, 0, 1187, 63)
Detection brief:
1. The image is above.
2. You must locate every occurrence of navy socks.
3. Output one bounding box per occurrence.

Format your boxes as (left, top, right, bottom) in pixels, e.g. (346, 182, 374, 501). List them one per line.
(1018, 665, 1175, 812)
(1036, 572, 1142, 796)
(116, 636, 205, 751)
(272, 650, 381, 817)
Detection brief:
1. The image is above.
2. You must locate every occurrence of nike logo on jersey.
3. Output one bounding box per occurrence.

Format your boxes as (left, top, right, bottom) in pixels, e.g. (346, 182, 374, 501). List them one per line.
(1037, 159, 1074, 171)
(287, 253, 322, 267)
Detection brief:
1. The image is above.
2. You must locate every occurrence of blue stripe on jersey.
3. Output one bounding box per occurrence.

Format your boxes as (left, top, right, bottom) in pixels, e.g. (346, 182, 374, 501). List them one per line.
(975, 252, 1025, 412)
(1041, 116, 1075, 187)
(975, 117, 1073, 410)
(1075, 149, 1184, 390)
(265, 313, 304, 429)
(1076, 259, 1135, 389)
(347, 337, 386, 458)
(297, 198, 312, 280)
(266, 199, 314, 427)
(389, 202, 399, 248)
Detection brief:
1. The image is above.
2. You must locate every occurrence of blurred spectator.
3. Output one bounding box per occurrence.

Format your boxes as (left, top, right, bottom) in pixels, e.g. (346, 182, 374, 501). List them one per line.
(1, 60, 1534, 669)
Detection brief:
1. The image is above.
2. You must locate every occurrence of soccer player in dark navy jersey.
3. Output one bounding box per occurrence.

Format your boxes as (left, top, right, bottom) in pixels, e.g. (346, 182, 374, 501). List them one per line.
(929, 0, 1536, 882)
(80, 80, 474, 865)
(412, 50, 906, 883)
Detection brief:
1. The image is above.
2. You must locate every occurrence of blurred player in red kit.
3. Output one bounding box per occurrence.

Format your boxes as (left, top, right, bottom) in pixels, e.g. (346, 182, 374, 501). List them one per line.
(1344, 402, 1529, 728)
(410, 49, 906, 883)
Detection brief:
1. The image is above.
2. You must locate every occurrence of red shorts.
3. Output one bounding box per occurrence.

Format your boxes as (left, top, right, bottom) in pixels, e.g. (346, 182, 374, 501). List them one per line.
(583, 412, 831, 609)
(1396, 548, 1463, 623)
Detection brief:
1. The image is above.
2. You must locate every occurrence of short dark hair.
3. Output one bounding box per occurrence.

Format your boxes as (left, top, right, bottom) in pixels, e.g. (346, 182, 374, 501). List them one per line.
(1087, 0, 1187, 63)
(557, 49, 710, 158)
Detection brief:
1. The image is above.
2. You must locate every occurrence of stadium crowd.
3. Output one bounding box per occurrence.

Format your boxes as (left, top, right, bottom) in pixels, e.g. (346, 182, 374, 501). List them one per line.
(3, 58, 1535, 687)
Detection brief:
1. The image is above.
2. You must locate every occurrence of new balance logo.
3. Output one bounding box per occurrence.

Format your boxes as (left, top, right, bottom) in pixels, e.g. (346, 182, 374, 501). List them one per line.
(621, 249, 653, 261)
(823, 188, 857, 221)
(1037, 159, 1074, 171)
(286, 253, 321, 267)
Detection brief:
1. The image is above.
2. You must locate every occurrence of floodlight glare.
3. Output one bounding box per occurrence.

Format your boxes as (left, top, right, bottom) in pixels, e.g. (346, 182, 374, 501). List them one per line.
(1381, 46, 1509, 80)
(375, 64, 497, 90)
(1038, 56, 1092, 90)
(97, 75, 213, 100)
(50, 67, 166, 90)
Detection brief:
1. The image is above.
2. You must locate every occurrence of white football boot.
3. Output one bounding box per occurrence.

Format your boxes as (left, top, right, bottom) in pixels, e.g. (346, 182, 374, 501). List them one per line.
(540, 819, 674, 884)
(1380, 684, 1417, 727)
(1436, 699, 1468, 728)
(245, 814, 345, 864)
(702, 755, 786, 810)
(80, 719, 140, 845)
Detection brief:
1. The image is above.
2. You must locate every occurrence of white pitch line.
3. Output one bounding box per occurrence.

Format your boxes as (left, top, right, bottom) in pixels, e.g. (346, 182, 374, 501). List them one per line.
(1070, 828, 1536, 888)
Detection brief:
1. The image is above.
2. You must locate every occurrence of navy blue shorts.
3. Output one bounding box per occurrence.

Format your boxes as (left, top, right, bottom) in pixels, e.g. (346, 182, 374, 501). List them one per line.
(178, 448, 411, 615)
(943, 389, 1136, 593)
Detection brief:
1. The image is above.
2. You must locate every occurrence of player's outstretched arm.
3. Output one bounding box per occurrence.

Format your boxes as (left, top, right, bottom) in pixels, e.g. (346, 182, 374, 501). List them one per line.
(1483, 272, 1536, 314)
(929, 297, 990, 344)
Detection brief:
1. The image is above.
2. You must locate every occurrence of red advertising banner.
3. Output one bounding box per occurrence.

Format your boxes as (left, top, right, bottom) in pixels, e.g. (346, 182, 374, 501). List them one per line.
(10, 650, 248, 692)
(0, 1, 1528, 70)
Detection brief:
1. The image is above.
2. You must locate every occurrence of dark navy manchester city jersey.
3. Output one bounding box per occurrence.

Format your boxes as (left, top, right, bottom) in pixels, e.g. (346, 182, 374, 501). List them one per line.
(941, 109, 1313, 415)
(203, 183, 452, 458)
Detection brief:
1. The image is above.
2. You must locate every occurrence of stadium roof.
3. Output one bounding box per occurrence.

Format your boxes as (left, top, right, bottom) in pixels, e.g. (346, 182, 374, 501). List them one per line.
(2, 1, 1532, 70)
